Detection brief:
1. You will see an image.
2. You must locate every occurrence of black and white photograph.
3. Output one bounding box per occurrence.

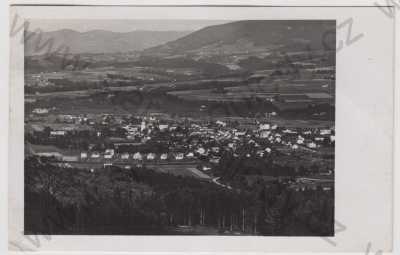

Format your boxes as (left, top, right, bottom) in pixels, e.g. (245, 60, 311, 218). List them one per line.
(6, 3, 396, 253)
(23, 18, 336, 236)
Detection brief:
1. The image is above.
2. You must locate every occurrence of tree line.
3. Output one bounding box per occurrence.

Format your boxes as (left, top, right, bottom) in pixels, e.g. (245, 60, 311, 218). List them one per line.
(25, 156, 333, 235)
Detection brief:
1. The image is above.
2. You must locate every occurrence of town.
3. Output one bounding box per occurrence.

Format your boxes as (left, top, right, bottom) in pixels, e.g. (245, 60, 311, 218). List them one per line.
(26, 110, 334, 191)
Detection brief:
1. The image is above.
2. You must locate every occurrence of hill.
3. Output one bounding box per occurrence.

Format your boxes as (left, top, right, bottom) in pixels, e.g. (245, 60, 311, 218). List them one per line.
(144, 20, 336, 56)
(25, 29, 191, 55)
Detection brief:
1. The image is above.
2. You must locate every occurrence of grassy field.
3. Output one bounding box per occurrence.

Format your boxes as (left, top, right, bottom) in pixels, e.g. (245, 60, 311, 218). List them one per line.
(45, 160, 212, 180)
(148, 164, 211, 179)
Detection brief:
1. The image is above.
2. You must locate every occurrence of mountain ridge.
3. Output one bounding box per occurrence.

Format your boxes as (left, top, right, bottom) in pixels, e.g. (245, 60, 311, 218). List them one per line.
(24, 29, 192, 55)
(144, 20, 336, 55)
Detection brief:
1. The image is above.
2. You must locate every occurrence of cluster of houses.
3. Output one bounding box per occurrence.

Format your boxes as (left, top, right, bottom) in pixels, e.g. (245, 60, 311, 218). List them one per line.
(28, 113, 335, 168)
(26, 73, 55, 87)
(79, 149, 192, 162)
(72, 118, 333, 163)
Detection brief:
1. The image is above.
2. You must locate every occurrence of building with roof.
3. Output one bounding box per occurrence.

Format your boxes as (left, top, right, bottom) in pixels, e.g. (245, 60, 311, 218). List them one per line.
(133, 152, 143, 160)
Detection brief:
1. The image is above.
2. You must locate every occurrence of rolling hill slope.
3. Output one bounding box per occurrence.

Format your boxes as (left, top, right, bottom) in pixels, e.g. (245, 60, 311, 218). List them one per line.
(25, 29, 191, 55)
(144, 20, 336, 55)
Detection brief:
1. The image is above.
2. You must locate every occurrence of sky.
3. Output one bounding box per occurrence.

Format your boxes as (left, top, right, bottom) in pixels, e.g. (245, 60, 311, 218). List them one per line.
(27, 19, 232, 33)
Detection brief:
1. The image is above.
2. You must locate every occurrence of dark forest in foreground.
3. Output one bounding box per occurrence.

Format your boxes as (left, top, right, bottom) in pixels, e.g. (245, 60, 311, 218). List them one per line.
(25, 156, 334, 236)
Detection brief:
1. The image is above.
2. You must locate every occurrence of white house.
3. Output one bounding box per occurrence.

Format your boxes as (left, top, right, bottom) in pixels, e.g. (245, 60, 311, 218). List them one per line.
(121, 153, 130, 160)
(32, 108, 49, 114)
(91, 152, 100, 159)
(259, 124, 270, 130)
(216, 120, 227, 127)
(105, 149, 115, 156)
(235, 131, 246, 136)
(209, 157, 220, 164)
(260, 130, 270, 138)
(196, 147, 206, 155)
(50, 130, 66, 136)
(256, 150, 265, 157)
(159, 124, 169, 131)
(297, 135, 305, 144)
(133, 152, 143, 160)
(307, 142, 317, 149)
(283, 129, 296, 134)
(141, 121, 146, 131)
(320, 129, 332, 135)
(147, 153, 156, 160)
(175, 153, 184, 160)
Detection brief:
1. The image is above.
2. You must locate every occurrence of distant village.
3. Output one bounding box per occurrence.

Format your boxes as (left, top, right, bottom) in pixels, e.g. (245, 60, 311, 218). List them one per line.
(27, 109, 334, 183)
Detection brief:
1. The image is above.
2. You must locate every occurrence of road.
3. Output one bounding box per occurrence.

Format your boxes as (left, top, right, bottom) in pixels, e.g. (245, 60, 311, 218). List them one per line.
(212, 177, 233, 190)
